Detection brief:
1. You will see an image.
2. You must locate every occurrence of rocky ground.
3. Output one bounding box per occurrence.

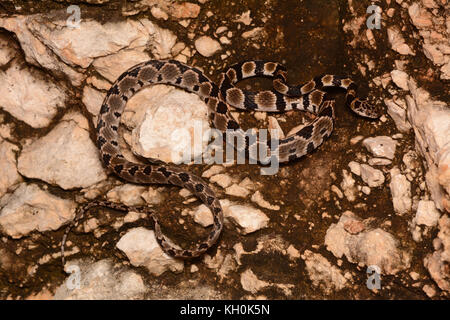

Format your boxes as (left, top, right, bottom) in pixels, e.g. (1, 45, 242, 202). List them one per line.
(0, 0, 448, 300)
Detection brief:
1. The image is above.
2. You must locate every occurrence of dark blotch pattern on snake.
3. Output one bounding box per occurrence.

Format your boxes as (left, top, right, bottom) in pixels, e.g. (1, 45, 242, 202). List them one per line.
(61, 59, 381, 265)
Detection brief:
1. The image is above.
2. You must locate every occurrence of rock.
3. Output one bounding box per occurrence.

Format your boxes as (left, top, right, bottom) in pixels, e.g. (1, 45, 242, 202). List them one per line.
(360, 164, 385, 188)
(242, 27, 264, 39)
(92, 49, 150, 82)
(194, 36, 222, 57)
(202, 165, 224, 178)
(0, 15, 85, 86)
(192, 200, 269, 234)
(390, 70, 410, 90)
(0, 62, 66, 128)
(240, 269, 269, 294)
(17, 113, 107, 190)
(303, 250, 348, 294)
(341, 169, 357, 202)
(106, 184, 147, 207)
(193, 204, 214, 227)
(406, 79, 450, 212)
(225, 184, 251, 198)
(415, 200, 441, 227)
(325, 211, 410, 275)
(407, 1, 449, 79)
(422, 284, 436, 298)
(54, 259, 148, 299)
(140, 187, 164, 205)
(221, 200, 269, 235)
(389, 167, 412, 215)
(0, 35, 15, 66)
(363, 136, 397, 159)
(348, 161, 361, 176)
(251, 191, 280, 210)
(384, 98, 411, 133)
(138, 19, 178, 59)
(82, 86, 105, 118)
(424, 215, 450, 292)
(210, 173, 233, 188)
(151, 7, 169, 20)
(124, 85, 210, 164)
(170, 2, 201, 19)
(408, 3, 433, 28)
(368, 158, 392, 166)
(25, 17, 148, 68)
(116, 227, 184, 276)
(0, 183, 76, 238)
(0, 141, 22, 198)
(387, 27, 415, 55)
(287, 245, 300, 260)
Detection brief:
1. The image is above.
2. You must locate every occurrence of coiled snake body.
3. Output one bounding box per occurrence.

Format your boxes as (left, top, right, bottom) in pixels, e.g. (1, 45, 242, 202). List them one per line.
(61, 60, 380, 265)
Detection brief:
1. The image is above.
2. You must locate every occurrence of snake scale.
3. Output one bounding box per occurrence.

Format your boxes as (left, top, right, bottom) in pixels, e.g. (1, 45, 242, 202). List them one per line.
(61, 59, 381, 265)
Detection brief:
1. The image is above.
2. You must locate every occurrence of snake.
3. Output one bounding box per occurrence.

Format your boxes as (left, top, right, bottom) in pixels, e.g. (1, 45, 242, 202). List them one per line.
(61, 59, 381, 265)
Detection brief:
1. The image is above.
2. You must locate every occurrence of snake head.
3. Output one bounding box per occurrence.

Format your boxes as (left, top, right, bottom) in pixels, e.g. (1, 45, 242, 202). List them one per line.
(350, 98, 382, 119)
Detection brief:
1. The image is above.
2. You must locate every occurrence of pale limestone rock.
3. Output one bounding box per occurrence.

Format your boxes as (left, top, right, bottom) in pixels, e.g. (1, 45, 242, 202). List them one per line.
(360, 164, 385, 188)
(0, 15, 85, 86)
(193, 204, 214, 227)
(363, 136, 397, 159)
(0, 183, 76, 238)
(0, 141, 22, 198)
(389, 167, 412, 215)
(210, 174, 233, 188)
(368, 158, 392, 166)
(303, 250, 348, 294)
(82, 86, 105, 117)
(92, 49, 150, 82)
(406, 79, 450, 212)
(151, 7, 169, 20)
(251, 191, 280, 211)
(116, 227, 184, 276)
(424, 215, 450, 292)
(384, 97, 412, 133)
(325, 211, 410, 275)
(141, 187, 164, 205)
(17, 113, 107, 190)
(169, 2, 201, 19)
(225, 184, 251, 198)
(348, 161, 361, 176)
(0, 35, 15, 66)
(387, 27, 415, 55)
(242, 27, 264, 39)
(415, 200, 441, 227)
(341, 169, 357, 202)
(123, 85, 210, 164)
(202, 165, 225, 178)
(54, 259, 148, 299)
(137, 19, 178, 59)
(194, 36, 222, 57)
(390, 70, 410, 90)
(106, 184, 147, 206)
(221, 200, 269, 234)
(0, 62, 66, 128)
(240, 269, 269, 294)
(26, 17, 148, 68)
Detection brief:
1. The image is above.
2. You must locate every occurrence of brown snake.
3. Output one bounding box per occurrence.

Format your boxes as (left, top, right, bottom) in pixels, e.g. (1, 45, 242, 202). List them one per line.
(61, 59, 381, 265)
